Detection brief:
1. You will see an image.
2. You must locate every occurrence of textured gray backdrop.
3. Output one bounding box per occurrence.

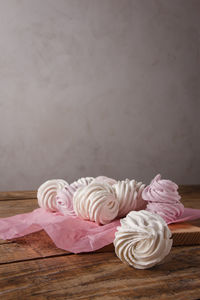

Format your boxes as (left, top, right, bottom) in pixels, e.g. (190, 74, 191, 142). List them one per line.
(0, 0, 199, 190)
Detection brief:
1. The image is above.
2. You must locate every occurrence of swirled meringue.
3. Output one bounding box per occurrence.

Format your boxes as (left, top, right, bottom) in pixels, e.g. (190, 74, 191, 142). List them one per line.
(56, 183, 76, 216)
(142, 174, 181, 203)
(142, 174, 184, 223)
(135, 181, 147, 210)
(146, 202, 184, 223)
(37, 179, 68, 211)
(73, 182, 119, 225)
(55, 177, 95, 215)
(113, 179, 146, 217)
(114, 210, 172, 269)
(70, 177, 94, 190)
(94, 176, 117, 186)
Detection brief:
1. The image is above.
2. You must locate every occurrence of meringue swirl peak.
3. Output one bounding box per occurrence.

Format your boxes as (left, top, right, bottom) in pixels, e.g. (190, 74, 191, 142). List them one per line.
(37, 179, 68, 211)
(142, 174, 184, 223)
(113, 179, 146, 217)
(114, 210, 172, 269)
(73, 182, 119, 225)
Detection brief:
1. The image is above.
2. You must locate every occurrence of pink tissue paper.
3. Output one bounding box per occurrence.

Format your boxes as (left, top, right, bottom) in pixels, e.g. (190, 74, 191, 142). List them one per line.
(0, 207, 200, 253)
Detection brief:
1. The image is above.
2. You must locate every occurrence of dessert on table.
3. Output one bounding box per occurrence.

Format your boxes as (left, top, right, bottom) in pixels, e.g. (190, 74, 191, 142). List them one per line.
(0, 174, 200, 270)
(35, 174, 184, 269)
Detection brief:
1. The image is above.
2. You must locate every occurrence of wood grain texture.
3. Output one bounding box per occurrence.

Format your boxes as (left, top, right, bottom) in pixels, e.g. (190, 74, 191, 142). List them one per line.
(0, 247, 200, 300)
(0, 231, 69, 264)
(0, 191, 36, 200)
(1, 222, 199, 265)
(169, 223, 200, 246)
(0, 199, 38, 217)
(0, 187, 200, 299)
(0, 230, 116, 264)
(179, 185, 200, 209)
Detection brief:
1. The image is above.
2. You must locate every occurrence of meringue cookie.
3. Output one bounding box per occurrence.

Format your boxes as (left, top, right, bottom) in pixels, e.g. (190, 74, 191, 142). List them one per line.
(70, 177, 94, 190)
(146, 202, 184, 223)
(142, 174, 181, 204)
(56, 177, 95, 215)
(142, 174, 184, 223)
(37, 179, 68, 211)
(56, 183, 76, 216)
(94, 176, 117, 186)
(114, 210, 172, 269)
(113, 179, 146, 217)
(73, 182, 119, 225)
(135, 181, 147, 210)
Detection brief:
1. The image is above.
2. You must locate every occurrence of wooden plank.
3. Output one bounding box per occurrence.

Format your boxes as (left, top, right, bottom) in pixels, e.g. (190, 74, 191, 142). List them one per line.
(0, 231, 69, 264)
(0, 232, 116, 262)
(179, 185, 200, 196)
(0, 199, 38, 218)
(0, 198, 38, 245)
(169, 222, 200, 246)
(0, 221, 199, 264)
(0, 199, 38, 245)
(181, 198, 200, 209)
(0, 191, 36, 200)
(179, 185, 200, 209)
(0, 247, 199, 300)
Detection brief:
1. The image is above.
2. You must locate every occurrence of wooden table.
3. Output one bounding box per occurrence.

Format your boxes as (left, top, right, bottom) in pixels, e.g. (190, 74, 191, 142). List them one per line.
(0, 186, 200, 300)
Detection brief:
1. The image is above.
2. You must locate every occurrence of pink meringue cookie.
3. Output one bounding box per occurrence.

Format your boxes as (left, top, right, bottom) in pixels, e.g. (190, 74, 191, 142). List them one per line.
(142, 174, 181, 204)
(56, 183, 76, 216)
(146, 202, 184, 223)
(142, 174, 184, 223)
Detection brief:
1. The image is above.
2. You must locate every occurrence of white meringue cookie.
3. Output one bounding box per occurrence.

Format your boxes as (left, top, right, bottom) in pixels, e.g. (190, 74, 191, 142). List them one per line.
(94, 176, 117, 186)
(73, 182, 119, 225)
(37, 179, 68, 211)
(56, 177, 95, 215)
(135, 181, 147, 210)
(70, 177, 94, 190)
(114, 210, 172, 269)
(113, 179, 146, 217)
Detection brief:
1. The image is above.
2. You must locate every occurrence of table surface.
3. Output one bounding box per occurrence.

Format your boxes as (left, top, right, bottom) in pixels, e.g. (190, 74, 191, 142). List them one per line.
(0, 186, 200, 300)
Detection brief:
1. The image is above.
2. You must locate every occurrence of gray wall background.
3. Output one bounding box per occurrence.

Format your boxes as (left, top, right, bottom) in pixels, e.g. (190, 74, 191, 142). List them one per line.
(0, 0, 199, 190)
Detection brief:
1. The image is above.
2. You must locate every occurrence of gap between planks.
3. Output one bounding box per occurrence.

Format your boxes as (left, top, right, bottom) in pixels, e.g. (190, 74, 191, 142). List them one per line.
(0, 248, 200, 300)
(0, 252, 74, 266)
(0, 243, 114, 266)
